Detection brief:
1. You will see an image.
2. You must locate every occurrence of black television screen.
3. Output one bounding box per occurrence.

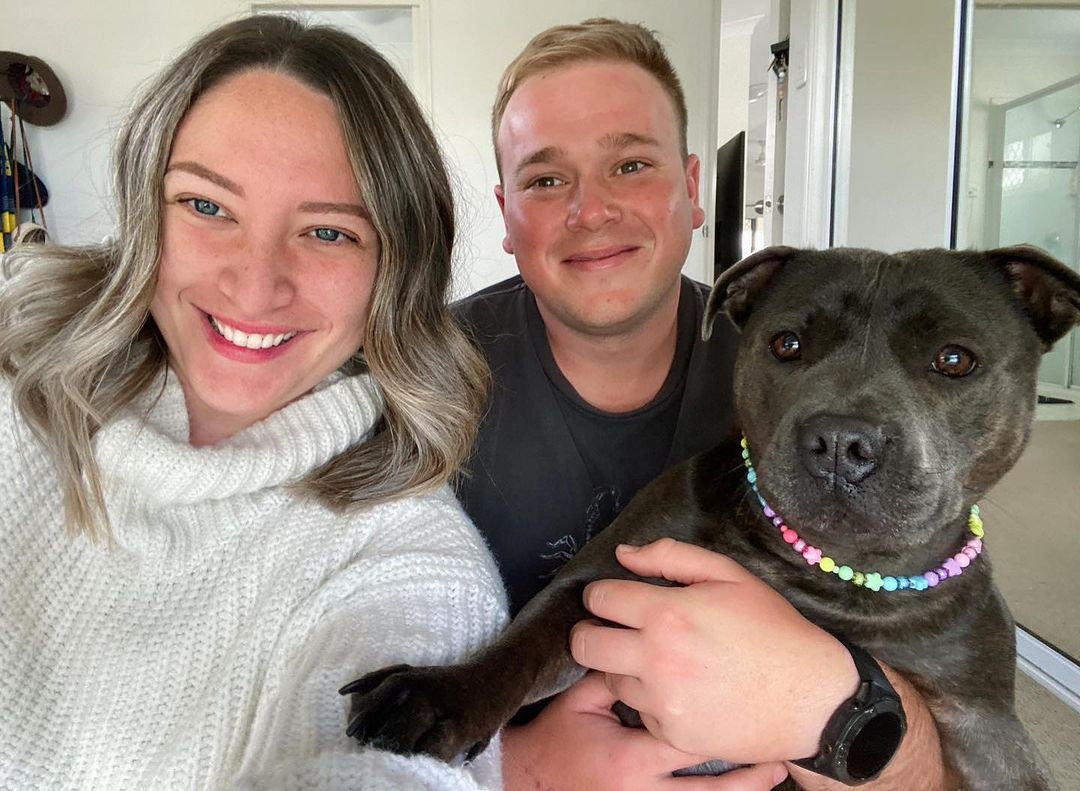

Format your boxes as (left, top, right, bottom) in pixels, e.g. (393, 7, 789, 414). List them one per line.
(714, 131, 745, 280)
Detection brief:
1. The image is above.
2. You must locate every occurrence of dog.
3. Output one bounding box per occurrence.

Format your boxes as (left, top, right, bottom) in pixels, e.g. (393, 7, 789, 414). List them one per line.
(342, 245, 1079, 790)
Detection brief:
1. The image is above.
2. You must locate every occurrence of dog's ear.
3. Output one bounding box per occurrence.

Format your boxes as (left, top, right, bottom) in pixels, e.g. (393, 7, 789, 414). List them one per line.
(986, 244, 1080, 348)
(703, 245, 800, 338)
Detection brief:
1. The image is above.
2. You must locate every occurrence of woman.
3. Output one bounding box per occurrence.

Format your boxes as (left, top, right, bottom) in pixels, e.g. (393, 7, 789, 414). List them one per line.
(0, 16, 506, 788)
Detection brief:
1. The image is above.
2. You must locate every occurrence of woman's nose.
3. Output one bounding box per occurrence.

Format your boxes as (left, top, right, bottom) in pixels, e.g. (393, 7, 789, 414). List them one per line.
(216, 234, 297, 314)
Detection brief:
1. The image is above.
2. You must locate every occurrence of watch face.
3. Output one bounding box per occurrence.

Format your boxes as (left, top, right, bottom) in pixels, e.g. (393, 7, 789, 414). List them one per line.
(845, 701, 906, 782)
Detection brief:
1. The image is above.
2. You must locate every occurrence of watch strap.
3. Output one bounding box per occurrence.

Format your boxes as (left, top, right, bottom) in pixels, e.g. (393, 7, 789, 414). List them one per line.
(791, 639, 907, 785)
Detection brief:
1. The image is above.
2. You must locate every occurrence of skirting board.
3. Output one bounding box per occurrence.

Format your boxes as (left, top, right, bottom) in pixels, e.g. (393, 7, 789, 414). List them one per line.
(1016, 625, 1080, 715)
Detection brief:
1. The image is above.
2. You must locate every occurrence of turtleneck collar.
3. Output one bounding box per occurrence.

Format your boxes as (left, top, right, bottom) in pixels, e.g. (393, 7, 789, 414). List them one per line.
(95, 368, 384, 513)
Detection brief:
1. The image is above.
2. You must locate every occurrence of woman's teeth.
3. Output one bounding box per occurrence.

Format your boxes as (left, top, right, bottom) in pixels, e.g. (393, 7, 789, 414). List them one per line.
(209, 316, 297, 349)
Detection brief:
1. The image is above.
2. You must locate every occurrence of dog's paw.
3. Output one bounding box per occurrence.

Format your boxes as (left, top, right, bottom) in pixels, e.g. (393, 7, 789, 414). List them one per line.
(340, 663, 493, 763)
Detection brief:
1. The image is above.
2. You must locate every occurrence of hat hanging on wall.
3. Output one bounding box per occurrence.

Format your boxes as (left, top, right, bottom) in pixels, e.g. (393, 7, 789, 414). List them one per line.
(0, 51, 67, 127)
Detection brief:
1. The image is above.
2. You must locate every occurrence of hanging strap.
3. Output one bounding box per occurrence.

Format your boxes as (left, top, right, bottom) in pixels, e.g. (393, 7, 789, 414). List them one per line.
(18, 115, 46, 227)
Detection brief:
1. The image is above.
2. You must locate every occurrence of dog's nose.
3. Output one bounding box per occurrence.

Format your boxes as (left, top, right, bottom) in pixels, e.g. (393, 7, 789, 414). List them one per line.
(798, 415, 885, 486)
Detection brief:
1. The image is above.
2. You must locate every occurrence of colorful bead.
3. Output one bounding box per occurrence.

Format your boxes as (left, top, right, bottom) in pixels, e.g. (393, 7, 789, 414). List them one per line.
(740, 437, 986, 594)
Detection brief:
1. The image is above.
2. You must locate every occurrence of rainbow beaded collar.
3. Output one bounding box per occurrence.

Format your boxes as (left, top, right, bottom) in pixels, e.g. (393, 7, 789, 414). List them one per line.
(740, 437, 985, 592)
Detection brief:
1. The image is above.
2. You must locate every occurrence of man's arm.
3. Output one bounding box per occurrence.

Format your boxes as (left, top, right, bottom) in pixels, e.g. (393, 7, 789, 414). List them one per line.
(569, 540, 953, 790)
(786, 664, 953, 791)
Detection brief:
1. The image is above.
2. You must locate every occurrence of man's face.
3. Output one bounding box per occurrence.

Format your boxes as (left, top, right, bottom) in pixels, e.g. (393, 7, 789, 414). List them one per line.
(495, 60, 705, 338)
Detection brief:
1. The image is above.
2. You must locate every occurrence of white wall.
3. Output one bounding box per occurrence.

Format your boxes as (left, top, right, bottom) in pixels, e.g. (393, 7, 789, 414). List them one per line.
(834, 0, 960, 251)
(1, 0, 720, 296)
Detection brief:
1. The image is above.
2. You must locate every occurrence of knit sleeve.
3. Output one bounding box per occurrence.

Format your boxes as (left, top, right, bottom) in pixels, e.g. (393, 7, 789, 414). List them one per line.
(230, 489, 509, 790)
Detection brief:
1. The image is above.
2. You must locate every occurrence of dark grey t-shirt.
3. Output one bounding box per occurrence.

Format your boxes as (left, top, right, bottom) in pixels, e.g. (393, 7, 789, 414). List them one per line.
(454, 276, 738, 615)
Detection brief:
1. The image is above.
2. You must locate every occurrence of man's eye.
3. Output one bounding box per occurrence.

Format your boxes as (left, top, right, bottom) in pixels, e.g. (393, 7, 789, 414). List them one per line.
(529, 175, 563, 189)
(310, 227, 356, 244)
(618, 160, 647, 175)
(185, 198, 226, 218)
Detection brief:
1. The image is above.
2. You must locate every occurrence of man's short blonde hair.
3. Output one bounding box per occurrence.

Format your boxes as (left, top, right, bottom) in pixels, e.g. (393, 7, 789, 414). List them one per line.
(491, 18, 689, 178)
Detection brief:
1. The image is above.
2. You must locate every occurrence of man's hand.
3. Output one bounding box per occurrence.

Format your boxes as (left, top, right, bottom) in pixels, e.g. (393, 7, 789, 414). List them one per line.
(501, 672, 789, 791)
(569, 539, 859, 764)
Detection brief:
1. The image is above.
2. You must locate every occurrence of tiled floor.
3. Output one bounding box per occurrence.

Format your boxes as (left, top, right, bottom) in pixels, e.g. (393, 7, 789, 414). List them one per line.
(988, 387, 1079, 789)
(987, 389, 1079, 660)
(1016, 669, 1080, 790)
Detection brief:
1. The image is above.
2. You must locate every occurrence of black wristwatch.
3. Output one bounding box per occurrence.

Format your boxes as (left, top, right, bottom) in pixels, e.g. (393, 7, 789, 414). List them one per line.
(792, 639, 907, 785)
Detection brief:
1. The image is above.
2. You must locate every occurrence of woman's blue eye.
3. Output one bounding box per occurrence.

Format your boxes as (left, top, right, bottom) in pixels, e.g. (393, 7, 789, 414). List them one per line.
(191, 198, 222, 216)
(314, 228, 343, 242)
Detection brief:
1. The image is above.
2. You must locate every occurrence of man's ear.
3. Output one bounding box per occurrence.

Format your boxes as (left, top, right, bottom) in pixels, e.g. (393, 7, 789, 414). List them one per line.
(987, 244, 1080, 348)
(703, 245, 799, 338)
(494, 184, 514, 255)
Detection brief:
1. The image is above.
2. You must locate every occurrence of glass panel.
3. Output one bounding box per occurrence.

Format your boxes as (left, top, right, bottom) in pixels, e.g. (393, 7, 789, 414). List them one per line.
(997, 81, 1080, 387)
(960, 5, 1080, 670)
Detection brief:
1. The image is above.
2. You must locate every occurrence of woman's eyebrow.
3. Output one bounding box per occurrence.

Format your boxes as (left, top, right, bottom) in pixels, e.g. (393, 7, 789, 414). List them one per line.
(298, 201, 371, 221)
(165, 160, 244, 196)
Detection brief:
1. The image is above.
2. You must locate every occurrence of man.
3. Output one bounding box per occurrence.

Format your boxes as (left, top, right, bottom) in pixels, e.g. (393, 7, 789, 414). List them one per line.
(456, 19, 951, 791)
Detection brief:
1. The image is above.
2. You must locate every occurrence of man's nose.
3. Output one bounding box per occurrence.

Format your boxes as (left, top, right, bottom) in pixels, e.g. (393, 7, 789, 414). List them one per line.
(217, 234, 297, 314)
(566, 178, 621, 231)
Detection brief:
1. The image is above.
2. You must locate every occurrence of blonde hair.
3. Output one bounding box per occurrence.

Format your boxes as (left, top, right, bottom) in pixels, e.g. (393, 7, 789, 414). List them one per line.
(0, 15, 488, 538)
(491, 17, 689, 177)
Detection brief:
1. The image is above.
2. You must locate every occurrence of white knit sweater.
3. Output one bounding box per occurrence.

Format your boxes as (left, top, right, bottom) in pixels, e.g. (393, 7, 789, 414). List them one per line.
(0, 371, 508, 790)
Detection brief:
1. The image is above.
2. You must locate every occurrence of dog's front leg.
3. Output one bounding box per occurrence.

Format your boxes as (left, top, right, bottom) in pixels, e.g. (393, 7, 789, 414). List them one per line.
(341, 572, 595, 762)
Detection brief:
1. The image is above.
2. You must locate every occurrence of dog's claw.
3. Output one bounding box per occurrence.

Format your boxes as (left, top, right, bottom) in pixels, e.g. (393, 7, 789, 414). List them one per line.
(339, 663, 412, 697)
(464, 738, 490, 763)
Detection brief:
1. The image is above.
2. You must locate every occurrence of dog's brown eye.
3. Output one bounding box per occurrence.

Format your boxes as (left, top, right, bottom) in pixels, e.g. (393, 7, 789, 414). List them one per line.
(932, 345, 977, 377)
(770, 331, 801, 361)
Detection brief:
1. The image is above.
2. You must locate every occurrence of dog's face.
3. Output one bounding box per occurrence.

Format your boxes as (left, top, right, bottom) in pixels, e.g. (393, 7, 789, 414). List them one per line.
(705, 246, 1080, 562)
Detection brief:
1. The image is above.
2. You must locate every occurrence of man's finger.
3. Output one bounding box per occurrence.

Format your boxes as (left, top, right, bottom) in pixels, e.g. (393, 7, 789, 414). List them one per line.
(615, 538, 751, 585)
(570, 619, 642, 675)
(659, 761, 788, 790)
(582, 577, 672, 628)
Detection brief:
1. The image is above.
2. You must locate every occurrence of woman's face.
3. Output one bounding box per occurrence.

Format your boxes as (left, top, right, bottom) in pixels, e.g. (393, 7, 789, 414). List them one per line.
(151, 69, 379, 446)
